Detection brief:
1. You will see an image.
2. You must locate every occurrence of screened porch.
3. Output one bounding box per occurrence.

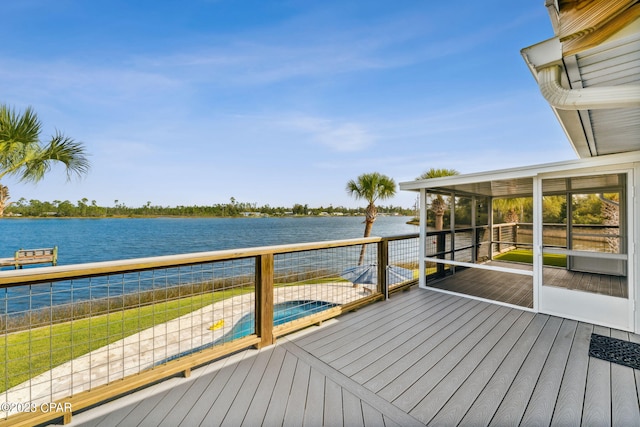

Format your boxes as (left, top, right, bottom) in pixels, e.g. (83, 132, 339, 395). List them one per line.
(400, 151, 639, 332)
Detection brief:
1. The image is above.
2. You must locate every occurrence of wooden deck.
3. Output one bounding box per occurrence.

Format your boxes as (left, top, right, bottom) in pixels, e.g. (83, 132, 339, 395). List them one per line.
(63, 287, 640, 427)
(427, 261, 627, 309)
(427, 262, 534, 308)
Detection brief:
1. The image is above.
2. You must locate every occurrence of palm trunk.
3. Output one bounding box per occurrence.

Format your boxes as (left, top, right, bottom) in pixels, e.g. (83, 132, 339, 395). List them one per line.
(357, 203, 377, 266)
(0, 185, 9, 217)
(432, 195, 446, 231)
(358, 219, 375, 265)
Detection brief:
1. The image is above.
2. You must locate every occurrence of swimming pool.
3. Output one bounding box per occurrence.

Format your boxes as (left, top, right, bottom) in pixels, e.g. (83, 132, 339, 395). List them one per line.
(156, 299, 337, 365)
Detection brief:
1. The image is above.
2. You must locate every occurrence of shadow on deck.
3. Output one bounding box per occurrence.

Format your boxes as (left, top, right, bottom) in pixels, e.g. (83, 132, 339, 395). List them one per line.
(64, 286, 640, 426)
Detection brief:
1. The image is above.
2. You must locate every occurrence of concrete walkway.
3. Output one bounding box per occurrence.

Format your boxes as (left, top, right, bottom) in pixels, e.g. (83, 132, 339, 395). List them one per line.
(1, 283, 371, 417)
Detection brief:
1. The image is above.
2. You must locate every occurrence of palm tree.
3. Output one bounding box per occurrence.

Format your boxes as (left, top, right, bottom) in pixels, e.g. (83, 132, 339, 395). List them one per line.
(346, 172, 396, 265)
(0, 104, 89, 216)
(416, 168, 459, 230)
(493, 197, 527, 223)
(599, 193, 619, 253)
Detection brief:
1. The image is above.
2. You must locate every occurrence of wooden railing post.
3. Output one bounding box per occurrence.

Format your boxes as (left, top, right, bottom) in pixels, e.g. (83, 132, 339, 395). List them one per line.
(255, 253, 274, 348)
(377, 239, 388, 300)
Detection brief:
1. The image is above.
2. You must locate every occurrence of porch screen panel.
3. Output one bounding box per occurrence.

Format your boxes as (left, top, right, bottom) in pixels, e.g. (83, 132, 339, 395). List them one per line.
(541, 174, 628, 299)
(454, 196, 473, 263)
(476, 197, 490, 262)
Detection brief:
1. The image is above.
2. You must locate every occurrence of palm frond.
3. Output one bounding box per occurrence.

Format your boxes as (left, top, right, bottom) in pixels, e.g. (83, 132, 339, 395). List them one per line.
(43, 132, 91, 180)
(345, 172, 396, 204)
(416, 168, 459, 180)
(0, 105, 90, 183)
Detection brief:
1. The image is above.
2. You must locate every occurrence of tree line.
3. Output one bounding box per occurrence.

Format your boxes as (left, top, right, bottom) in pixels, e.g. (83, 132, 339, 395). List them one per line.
(4, 197, 413, 218)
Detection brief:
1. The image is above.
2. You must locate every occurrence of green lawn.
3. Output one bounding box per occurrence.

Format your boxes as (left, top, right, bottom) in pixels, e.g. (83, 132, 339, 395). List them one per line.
(0, 286, 254, 393)
(1, 274, 426, 393)
(494, 249, 567, 267)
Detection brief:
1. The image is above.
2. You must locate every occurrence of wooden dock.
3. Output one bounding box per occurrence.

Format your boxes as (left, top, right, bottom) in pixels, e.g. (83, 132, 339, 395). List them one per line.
(65, 286, 640, 426)
(0, 247, 57, 269)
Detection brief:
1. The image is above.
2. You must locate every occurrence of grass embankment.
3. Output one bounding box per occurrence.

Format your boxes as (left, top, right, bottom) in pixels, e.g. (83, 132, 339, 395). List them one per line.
(494, 249, 567, 267)
(0, 286, 254, 393)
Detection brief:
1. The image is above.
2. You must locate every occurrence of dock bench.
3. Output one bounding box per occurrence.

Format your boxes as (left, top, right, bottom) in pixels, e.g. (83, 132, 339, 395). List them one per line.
(0, 247, 58, 269)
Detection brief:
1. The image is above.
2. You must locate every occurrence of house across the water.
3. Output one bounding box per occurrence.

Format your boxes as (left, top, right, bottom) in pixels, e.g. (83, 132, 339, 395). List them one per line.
(400, 0, 640, 332)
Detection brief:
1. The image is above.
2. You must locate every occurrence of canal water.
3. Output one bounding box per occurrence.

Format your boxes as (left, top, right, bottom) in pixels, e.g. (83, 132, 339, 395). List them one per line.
(0, 216, 418, 266)
(0, 216, 418, 313)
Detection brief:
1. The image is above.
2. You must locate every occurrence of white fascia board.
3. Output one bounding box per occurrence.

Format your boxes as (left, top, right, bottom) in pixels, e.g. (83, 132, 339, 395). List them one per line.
(545, 0, 560, 35)
(521, 36, 562, 77)
(399, 150, 640, 191)
(552, 108, 592, 157)
(400, 168, 538, 191)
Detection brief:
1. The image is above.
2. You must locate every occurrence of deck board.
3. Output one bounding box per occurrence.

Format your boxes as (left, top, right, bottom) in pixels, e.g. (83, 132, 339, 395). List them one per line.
(362, 402, 385, 427)
(426, 310, 535, 426)
(302, 367, 326, 427)
(304, 291, 433, 357)
(583, 326, 614, 426)
(152, 356, 232, 426)
(390, 304, 507, 409)
(332, 294, 462, 372)
(610, 329, 640, 426)
(489, 315, 564, 426)
(342, 390, 364, 427)
(199, 353, 259, 426)
(407, 307, 521, 422)
(550, 322, 592, 427)
(401, 305, 512, 410)
(260, 351, 298, 427)
(220, 347, 273, 427)
(177, 351, 249, 426)
(314, 295, 431, 362)
(519, 319, 577, 426)
(457, 314, 549, 426)
(349, 297, 473, 385)
(282, 357, 311, 427)
(240, 345, 287, 425)
(338, 294, 463, 377)
(429, 265, 534, 307)
(324, 378, 344, 427)
(429, 260, 628, 308)
(65, 286, 640, 427)
(295, 292, 419, 351)
(116, 387, 169, 426)
(372, 300, 489, 396)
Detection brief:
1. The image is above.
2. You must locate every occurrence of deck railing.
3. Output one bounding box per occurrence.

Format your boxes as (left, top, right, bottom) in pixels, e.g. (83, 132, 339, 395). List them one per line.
(0, 234, 418, 426)
(423, 223, 524, 278)
(422, 222, 624, 279)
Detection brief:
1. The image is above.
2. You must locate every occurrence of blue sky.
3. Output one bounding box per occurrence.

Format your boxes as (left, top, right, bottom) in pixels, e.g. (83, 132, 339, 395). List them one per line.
(1, 0, 576, 209)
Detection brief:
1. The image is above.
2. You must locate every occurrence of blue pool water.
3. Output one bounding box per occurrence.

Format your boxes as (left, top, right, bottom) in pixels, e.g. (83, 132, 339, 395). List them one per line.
(156, 300, 336, 365)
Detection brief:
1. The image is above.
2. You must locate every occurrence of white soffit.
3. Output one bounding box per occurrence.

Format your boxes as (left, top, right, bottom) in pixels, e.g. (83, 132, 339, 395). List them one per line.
(522, 31, 640, 158)
(568, 31, 640, 156)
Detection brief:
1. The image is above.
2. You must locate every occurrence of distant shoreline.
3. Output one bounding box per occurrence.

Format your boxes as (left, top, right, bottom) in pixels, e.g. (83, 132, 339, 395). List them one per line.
(0, 213, 385, 220)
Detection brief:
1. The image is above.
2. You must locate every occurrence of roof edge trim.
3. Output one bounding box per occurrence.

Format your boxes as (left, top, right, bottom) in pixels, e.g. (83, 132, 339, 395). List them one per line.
(399, 150, 640, 191)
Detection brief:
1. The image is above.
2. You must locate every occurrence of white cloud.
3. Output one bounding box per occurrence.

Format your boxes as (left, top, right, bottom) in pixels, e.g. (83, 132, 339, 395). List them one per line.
(314, 122, 373, 152)
(274, 115, 374, 152)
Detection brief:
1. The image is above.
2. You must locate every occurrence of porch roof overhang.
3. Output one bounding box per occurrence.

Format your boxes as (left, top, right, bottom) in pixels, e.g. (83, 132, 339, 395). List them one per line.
(520, 2, 640, 158)
(399, 150, 640, 198)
